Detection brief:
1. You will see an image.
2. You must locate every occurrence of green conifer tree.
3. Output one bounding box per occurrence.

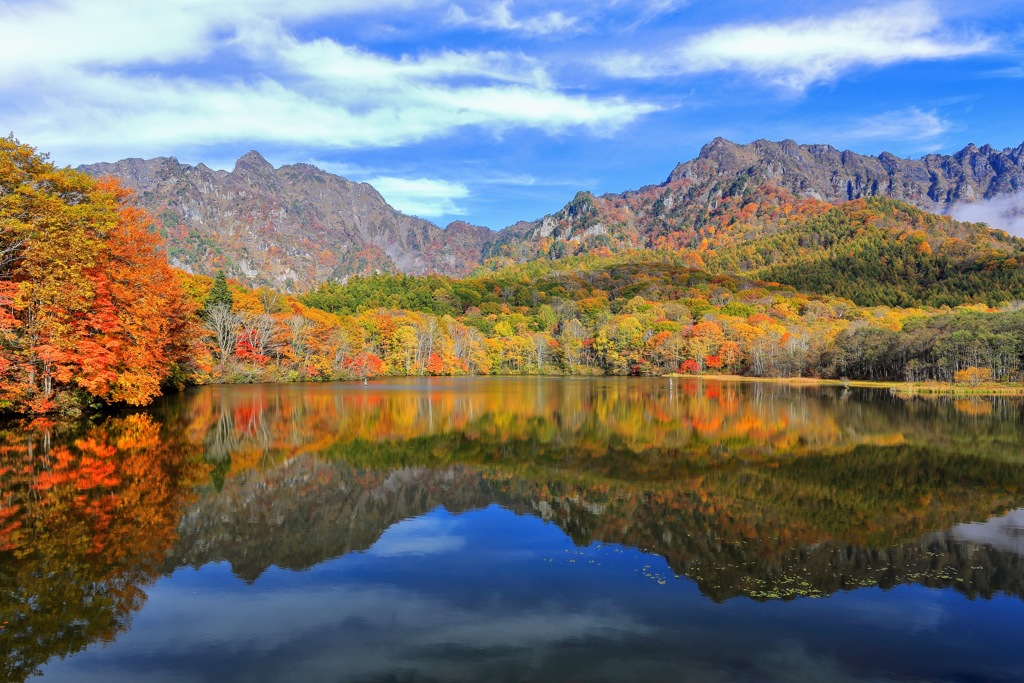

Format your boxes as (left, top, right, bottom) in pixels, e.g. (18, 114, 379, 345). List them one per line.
(203, 271, 234, 317)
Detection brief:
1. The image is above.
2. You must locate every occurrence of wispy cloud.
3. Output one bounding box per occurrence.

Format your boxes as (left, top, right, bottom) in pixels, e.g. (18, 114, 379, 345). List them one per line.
(622, 0, 689, 29)
(985, 66, 1024, 79)
(446, 1, 579, 36)
(833, 107, 951, 143)
(600, 1, 992, 91)
(0, 0, 657, 164)
(366, 176, 471, 218)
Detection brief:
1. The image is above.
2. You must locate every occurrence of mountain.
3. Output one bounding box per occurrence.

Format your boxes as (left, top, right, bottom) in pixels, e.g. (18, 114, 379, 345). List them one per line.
(669, 137, 1024, 209)
(511, 138, 1024, 256)
(82, 139, 1024, 294)
(80, 152, 500, 290)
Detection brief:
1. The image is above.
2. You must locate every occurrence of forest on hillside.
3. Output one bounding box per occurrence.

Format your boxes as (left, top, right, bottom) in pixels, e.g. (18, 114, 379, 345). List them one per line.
(2, 137, 1024, 415)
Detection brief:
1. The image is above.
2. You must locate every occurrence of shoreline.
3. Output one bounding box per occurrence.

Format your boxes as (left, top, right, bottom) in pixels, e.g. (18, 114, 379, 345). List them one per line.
(662, 373, 1024, 397)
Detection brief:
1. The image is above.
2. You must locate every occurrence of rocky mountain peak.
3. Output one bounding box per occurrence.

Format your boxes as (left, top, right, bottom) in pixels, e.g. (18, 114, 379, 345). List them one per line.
(664, 137, 1024, 213)
(78, 152, 506, 289)
(698, 136, 733, 157)
(233, 150, 275, 176)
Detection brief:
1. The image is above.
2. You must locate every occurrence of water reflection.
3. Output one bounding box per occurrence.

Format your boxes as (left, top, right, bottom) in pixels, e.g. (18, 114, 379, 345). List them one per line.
(0, 415, 204, 683)
(160, 379, 1024, 600)
(3, 378, 1024, 682)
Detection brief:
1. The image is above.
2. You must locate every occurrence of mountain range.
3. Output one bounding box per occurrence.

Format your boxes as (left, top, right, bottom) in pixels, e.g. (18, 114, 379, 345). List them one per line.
(80, 138, 1024, 290)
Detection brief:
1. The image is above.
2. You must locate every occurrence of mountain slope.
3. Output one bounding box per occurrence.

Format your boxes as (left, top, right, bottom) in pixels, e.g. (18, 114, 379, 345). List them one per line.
(80, 152, 500, 289)
(703, 196, 1024, 307)
(505, 138, 1024, 261)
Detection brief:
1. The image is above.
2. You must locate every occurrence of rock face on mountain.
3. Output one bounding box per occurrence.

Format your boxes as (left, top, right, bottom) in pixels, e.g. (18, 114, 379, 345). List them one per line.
(514, 138, 1024, 255)
(83, 139, 1024, 289)
(668, 137, 1024, 210)
(80, 152, 499, 290)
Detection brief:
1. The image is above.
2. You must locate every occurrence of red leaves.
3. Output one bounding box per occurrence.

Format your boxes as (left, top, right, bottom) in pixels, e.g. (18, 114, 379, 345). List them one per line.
(344, 351, 385, 379)
(425, 352, 444, 375)
(234, 337, 270, 365)
(0, 140, 195, 412)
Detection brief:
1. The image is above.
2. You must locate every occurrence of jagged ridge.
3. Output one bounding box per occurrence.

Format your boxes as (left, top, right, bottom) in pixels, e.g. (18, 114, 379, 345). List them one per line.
(80, 152, 500, 290)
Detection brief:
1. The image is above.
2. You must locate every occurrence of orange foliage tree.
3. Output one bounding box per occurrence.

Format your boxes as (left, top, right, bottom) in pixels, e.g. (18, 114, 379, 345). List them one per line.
(0, 137, 197, 413)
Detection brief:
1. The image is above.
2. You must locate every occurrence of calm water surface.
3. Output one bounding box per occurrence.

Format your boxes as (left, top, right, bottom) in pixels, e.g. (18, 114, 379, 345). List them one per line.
(3, 377, 1024, 682)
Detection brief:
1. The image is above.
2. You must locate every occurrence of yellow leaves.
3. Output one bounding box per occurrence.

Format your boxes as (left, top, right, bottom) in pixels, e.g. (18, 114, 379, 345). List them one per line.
(954, 367, 993, 386)
(493, 319, 514, 338)
(1, 138, 196, 412)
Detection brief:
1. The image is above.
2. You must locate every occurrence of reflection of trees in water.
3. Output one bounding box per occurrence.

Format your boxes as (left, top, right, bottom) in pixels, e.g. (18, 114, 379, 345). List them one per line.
(161, 380, 1024, 473)
(166, 429, 1024, 603)
(204, 401, 243, 463)
(0, 416, 204, 683)
(3, 380, 1022, 681)
(155, 381, 1024, 601)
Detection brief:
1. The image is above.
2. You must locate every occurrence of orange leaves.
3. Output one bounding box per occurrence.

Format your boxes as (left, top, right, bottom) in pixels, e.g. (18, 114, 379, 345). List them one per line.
(425, 352, 445, 375)
(31, 440, 118, 494)
(0, 502, 23, 552)
(0, 139, 196, 412)
(344, 351, 385, 379)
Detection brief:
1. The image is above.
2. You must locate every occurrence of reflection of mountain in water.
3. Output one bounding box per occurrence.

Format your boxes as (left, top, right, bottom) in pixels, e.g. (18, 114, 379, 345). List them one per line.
(167, 437, 1024, 602)
(6, 380, 1024, 683)
(169, 461, 510, 581)
(158, 380, 1024, 601)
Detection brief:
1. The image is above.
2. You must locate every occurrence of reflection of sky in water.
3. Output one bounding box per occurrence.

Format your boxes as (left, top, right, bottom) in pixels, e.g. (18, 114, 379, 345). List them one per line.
(39, 505, 1024, 683)
(946, 508, 1024, 556)
(368, 514, 467, 556)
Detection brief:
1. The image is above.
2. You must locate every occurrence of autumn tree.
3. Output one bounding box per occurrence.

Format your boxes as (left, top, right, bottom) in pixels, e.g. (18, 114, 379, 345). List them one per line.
(687, 320, 725, 373)
(0, 137, 197, 413)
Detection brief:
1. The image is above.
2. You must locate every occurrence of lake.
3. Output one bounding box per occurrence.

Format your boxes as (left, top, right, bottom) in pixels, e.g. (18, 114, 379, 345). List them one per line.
(3, 377, 1024, 682)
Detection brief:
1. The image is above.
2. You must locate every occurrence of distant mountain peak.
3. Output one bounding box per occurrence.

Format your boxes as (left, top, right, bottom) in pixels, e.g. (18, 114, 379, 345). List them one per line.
(233, 150, 274, 175)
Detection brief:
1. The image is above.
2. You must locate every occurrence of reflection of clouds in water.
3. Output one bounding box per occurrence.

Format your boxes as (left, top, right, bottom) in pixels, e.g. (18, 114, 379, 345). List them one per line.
(40, 578, 656, 682)
(947, 508, 1024, 556)
(37, 577, 942, 683)
(825, 591, 946, 634)
(756, 642, 910, 683)
(368, 514, 467, 557)
(405, 610, 652, 651)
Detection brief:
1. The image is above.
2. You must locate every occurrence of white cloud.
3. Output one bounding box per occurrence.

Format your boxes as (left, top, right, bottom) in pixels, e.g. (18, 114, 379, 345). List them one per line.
(831, 107, 951, 143)
(366, 176, 471, 217)
(446, 1, 580, 36)
(0, 0, 657, 164)
(13, 62, 654, 162)
(0, 0, 431, 81)
(601, 1, 992, 91)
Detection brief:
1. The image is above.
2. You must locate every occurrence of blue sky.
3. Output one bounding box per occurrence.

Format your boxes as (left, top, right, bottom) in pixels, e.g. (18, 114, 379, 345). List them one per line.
(2, 0, 1023, 229)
